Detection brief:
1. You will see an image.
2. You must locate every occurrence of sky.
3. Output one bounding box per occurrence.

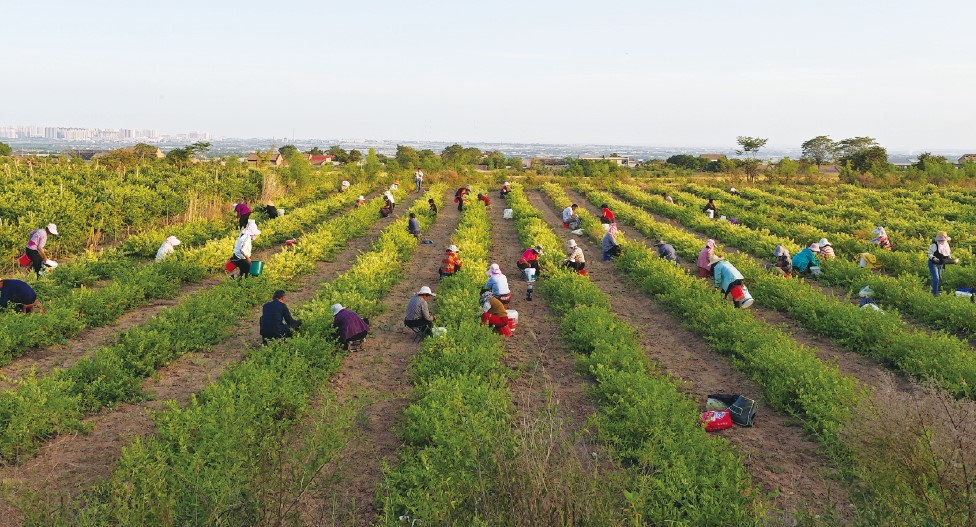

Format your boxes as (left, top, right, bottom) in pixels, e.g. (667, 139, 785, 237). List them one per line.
(3, 0, 975, 151)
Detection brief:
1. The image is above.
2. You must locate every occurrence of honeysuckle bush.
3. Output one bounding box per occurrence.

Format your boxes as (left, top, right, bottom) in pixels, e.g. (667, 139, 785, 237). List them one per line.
(26, 188, 447, 526)
(0, 188, 406, 464)
(0, 184, 365, 366)
(511, 184, 766, 525)
(602, 184, 976, 396)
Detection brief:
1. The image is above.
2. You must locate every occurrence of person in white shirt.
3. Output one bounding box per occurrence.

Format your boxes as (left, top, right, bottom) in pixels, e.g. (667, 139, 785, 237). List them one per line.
(231, 220, 261, 278)
(155, 236, 182, 262)
(414, 168, 423, 193)
(563, 239, 585, 271)
(562, 204, 580, 229)
(485, 263, 512, 304)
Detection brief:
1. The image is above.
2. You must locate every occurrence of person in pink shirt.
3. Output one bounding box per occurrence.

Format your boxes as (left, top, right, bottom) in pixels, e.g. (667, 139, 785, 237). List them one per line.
(25, 223, 58, 277)
(697, 239, 716, 278)
(234, 199, 251, 228)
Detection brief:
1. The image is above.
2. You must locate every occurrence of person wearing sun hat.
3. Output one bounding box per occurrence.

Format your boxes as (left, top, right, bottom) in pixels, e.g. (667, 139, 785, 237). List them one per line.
(332, 303, 370, 349)
(500, 181, 511, 198)
(356, 195, 367, 207)
(439, 244, 463, 278)
(231, 219, 261, 278)
(405, 286, 437, 337)
(25, 223, 58, 277)
(818, 238, 835, 260)
(709, 254, 752, 308)
(791, 242, 822, 275)
(563, 239, 585, 271)
(155, 235, 182, 262)
(260, 290, 301, 344)
(871, 226, 892, 251)
(485, 263, 512, 304)
(927, 231, 955, 296)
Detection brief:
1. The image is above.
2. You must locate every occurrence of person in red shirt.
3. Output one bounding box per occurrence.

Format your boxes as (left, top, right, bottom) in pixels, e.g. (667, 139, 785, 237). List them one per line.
(600, 204, 616, 224)
(439, 245, 463, 278)
(517, 245, 544, 277)
(477, 193, 491, 207)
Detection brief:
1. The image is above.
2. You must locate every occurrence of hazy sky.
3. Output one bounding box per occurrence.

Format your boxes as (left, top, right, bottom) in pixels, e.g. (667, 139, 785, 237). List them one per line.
(4, 0, 974, 150)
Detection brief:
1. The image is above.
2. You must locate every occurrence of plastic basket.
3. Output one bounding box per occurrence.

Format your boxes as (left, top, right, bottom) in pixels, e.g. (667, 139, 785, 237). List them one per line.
(224, 261, 237, 273)
(18, 254, 31, 266)
(250, 261, 265, 276)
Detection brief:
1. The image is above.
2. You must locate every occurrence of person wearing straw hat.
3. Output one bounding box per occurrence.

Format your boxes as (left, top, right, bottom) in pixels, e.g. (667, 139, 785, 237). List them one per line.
(871, 226, 892, 251)
(356, 195, 367, 207)
(710, 254, 752, 308)
(439, 245, 463, 278)
(500, 181, 511, 198)
(405, 286, 437, 337)
(773, 245, 793, 278)
(517, 245, 544, 277)
(563, 239, 585, 272)
(818, 238, 835, 260)
(231, 219, 261, 279)
(602, 223, 621, 261)
(340, 180, 351, 192)
(0, 278, 43, 314)
(791, 243, 822, 275)
(697, 239, 716, 278)
(654, 239, 679, 263)
(928, 231, 956, 296)
(485, 263, 512, 304)
(25, 223, 58, 277)
(155, 235, 182, 262)
(332, 303, 369, 350)
(260, 290, 301, 344)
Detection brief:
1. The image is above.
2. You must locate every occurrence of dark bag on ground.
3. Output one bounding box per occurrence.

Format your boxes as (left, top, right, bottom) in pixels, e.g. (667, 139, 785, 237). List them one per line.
(707, 393, 757, 427)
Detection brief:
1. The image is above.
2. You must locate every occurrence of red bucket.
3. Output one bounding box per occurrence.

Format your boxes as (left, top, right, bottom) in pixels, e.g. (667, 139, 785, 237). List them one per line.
(224, 261, 237, 273)
(730, 285, 745, 302)
(18, 254, 31, 267)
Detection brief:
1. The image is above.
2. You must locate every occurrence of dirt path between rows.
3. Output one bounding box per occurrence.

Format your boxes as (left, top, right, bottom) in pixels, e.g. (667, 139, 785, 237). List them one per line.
(0, 193, 379, 390)
(299, 189, 458, 526)
(533, 191, 848, 521)
(583, 188, 923, 398)
(0, 194, 422, 525)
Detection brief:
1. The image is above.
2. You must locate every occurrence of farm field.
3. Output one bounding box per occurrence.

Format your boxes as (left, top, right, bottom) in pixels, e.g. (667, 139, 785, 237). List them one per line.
(4, 160, 976, 526)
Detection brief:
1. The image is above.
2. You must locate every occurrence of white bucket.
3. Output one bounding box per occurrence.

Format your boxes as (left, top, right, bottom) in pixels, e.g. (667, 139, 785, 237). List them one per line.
(432, 327, 448, 338)
(524, 268, 536, 282)
(720, 215, 727, 221)
(278, 208, 285, 216)
(503, 209, 514, 219)
(810, 265, 822, 277)
(706, 210, 715, 219)
(738, 286, 754, 309)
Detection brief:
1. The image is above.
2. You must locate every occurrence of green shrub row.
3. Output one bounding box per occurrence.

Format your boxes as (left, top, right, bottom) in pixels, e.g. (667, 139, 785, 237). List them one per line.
(521, 184, 766, 525)
(0, 188, 402, 464)
(606, 184, 976, 397)
(27, 187, 447, 526)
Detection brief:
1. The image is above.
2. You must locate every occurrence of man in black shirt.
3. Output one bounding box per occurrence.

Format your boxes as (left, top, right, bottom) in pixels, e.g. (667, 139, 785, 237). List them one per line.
(260, 290, 301, 344)
(0, 279, 42, 313)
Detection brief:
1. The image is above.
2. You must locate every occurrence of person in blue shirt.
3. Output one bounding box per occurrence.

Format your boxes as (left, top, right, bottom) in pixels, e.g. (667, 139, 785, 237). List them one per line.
(791, 243, 822, 275)
(710, 254, 752, 308)
(259, 290, 301, 344)
(0, 279, 42, 313)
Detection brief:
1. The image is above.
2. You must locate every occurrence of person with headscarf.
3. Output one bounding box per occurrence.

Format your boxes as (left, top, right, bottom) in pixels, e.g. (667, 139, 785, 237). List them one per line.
(340, 180, 351, 192)
(773, 245, 792, 277)
(602, 223, 621, 261)
(440, 245, 463, 278)
(818, 238, 835, 260)
(500, 181, 511, 197)
(479, 287, 511, 337)
(155, 235, 182, 262)
(564, 239, 585, 272)
(485, 263, 512, 304)
(928, 231, 955, 296)
(697, 239, 716, 277)
(792, 243, 822, 275)
(231, 219, 261, 278)
(710, 254, 752, 308)
(871, 227, 892, 250)
(654, 239, 679, 263)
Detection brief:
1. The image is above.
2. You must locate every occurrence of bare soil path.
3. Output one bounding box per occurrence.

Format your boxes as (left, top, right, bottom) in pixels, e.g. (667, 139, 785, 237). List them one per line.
(0, 194, 421, 525)
(299, 189, 459, 526)
(534, 191, 849, 520)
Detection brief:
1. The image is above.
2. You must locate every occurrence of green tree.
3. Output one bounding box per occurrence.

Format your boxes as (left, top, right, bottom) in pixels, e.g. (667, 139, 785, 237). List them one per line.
(327, 145, 349, 163)
(666, 154, 704, 170)
(348, 149, 362, 163)
(396, 145, 420, 169)
(0, 142, 11, 156)
(800, 135, 836, 168)
(735, 136, 768, 180)
(363, 148, 382, 177)
(306, 146, 324, 155)
(849, 146, 889, 174)
(281, 149, 313, 187)
(278, 144, 299, 157)
(913, 152, 949, 171)
(836, 137, 877, 160)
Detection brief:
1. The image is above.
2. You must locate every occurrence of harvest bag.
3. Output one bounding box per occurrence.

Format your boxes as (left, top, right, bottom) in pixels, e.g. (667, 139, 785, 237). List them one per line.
(729, 395, 758, 427)
(700, 411, 733, 432)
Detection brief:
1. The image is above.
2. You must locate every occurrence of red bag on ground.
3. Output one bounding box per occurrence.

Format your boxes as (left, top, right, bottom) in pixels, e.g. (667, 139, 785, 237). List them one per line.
(224, 261, 237, 273)
(700, 410, 733, 432)
(18, 254, 31, 266)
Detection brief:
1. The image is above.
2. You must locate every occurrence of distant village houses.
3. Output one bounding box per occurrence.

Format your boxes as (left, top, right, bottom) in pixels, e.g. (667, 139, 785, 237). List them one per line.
(577, 155, 635, 167)
(246, 152, 286, 167)
(959, 154, 976, 165)
(307, 154, 335, 167)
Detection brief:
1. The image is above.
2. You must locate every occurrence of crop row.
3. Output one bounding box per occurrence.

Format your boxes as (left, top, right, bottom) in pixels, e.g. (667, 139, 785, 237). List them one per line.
(0, 188, 400, 464)
(32, 187, 447, 525)
(630, 182, 976, 343)
(514, 185, 765, 524)
(0, 183, 364, 365)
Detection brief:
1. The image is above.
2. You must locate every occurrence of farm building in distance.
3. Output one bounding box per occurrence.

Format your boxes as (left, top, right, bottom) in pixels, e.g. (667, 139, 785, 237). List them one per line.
(959, 154, 976, 165)
(246, 152, 286, 167)
(577, 155, 636, 167)
(307, 154, 335, 167)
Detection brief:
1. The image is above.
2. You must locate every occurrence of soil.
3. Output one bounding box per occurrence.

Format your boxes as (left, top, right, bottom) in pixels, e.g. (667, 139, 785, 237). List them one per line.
(533, 190, 850, 521)
(299, 189, 459, 526)
(0, 193, 423, 525)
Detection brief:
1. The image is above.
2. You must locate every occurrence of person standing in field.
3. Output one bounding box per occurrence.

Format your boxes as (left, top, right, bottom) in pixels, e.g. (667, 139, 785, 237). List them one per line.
(231, 219, 260, 279)
(155, 236, 182, 262)
(260, 289, 301, 344)
(414, 168, 423, 193)
(697, 239, 716, 277)
(25, 223, 58, 277)
(405, 286, 436, 337)
(234, 199, 251, 228)
(928, 231, 954, 297)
